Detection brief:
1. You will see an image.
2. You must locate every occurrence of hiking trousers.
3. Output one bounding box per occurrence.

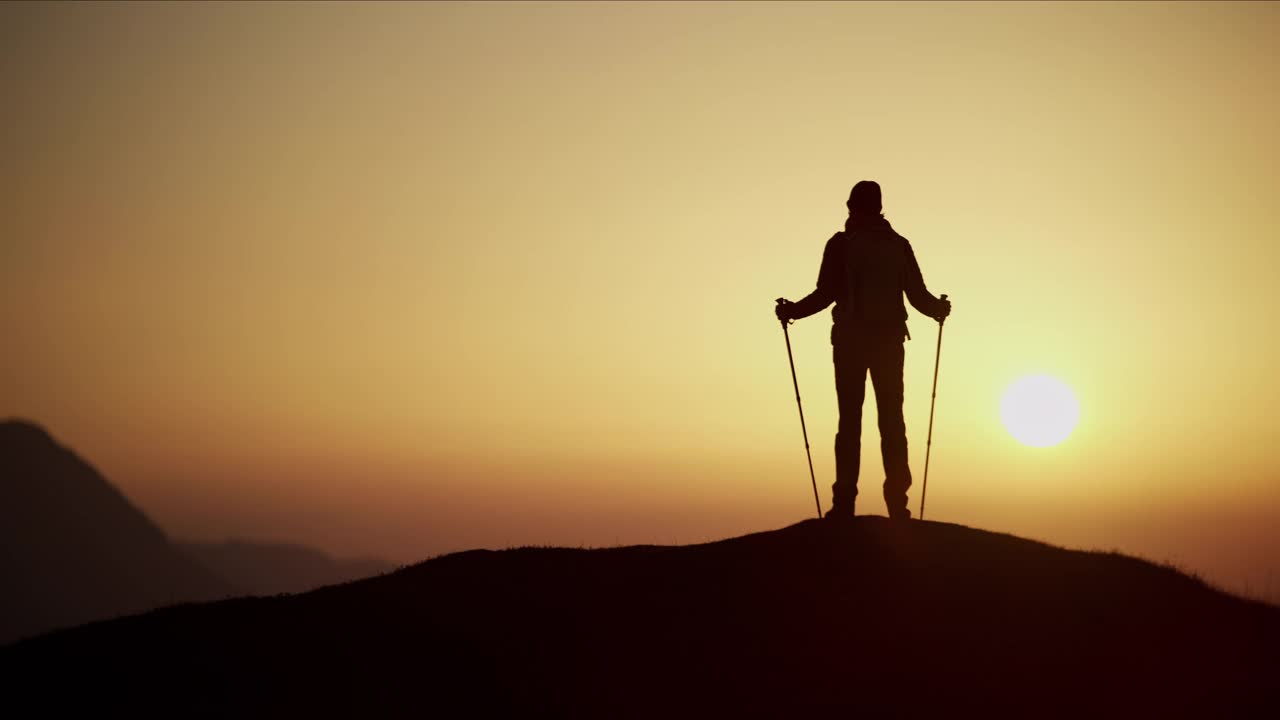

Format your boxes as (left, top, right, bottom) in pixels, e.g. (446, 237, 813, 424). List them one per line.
(831, 334, 912, 514)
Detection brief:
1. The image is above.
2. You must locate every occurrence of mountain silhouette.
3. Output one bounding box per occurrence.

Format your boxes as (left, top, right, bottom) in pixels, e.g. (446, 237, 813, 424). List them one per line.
(0, 420, 396, 644)
(5, 517, 1277, 716)
(0, 419, 235, 644)
(177, 540, 393, 596)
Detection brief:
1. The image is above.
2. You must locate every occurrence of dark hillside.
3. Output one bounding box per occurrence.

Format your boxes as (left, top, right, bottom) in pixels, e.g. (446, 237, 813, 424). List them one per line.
(5, 517, 1278, 717)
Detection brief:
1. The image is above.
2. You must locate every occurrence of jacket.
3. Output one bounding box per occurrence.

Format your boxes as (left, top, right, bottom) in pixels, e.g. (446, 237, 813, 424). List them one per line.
(796, 216, 945, 343)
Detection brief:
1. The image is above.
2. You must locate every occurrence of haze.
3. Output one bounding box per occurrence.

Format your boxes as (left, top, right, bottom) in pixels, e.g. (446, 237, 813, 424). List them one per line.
(3, 2, 1277, 601)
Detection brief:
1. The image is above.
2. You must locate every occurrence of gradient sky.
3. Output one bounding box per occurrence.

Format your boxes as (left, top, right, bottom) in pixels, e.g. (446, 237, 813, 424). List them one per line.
(3, 2, 1277, 601)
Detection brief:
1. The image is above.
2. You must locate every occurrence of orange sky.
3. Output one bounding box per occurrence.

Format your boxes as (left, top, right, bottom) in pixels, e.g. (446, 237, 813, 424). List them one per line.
(3, 2, 1277, 602)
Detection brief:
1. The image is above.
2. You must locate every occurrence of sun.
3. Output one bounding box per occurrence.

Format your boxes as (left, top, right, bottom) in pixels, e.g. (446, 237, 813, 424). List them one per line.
(1000, 374, 1079, 447)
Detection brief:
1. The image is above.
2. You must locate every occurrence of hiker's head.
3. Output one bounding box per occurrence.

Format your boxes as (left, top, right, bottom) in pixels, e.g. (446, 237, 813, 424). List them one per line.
(846, 180, 882, 218)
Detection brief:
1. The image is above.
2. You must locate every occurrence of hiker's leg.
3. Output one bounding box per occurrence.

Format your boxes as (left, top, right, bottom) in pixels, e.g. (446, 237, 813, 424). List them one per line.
(832, 337, 869, 511)
(871, 340, 912, 516)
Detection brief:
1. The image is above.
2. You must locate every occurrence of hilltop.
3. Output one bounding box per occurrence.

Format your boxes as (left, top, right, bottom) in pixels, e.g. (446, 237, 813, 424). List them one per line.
(5, 516, 1277, 717)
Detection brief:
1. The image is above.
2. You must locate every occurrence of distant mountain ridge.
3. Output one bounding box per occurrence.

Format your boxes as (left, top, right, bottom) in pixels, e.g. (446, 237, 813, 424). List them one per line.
(178, 540, 393, 596)
(0, 420, 392, 644)
(0, 419, 233, 644)
(5, 517, 1278, 716)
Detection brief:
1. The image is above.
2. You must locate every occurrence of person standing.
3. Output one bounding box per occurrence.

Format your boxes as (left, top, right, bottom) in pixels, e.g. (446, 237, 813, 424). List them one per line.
(775, 181, 951, 519)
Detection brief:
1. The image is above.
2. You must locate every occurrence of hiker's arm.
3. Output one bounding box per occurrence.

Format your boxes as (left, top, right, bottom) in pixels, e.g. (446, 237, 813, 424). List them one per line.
(777, 234, 840, 322)
(780, 287, 835, 321)
(904, 240, 950, 321)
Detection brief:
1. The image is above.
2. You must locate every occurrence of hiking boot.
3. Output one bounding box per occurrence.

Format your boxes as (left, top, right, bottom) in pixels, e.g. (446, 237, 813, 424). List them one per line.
(887, 506, 912, 520)
(824, 504, 856, 521)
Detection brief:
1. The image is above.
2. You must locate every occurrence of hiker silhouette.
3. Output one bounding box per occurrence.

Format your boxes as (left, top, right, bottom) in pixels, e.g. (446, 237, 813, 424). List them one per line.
(776, 180, 951, 520)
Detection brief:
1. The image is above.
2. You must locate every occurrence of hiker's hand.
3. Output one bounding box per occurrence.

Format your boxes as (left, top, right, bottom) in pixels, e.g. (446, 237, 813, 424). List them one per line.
(775, 298, 794, 323)
(934, 297, 952, 322)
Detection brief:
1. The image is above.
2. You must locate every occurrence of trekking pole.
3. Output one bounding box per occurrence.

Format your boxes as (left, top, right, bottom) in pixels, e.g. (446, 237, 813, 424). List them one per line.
(776, 299, 823, 519)
(919, 294, 948, 521)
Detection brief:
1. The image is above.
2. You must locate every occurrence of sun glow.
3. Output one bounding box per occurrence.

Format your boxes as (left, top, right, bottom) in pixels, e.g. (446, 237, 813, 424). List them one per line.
(1000, 375, 1080, 448)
